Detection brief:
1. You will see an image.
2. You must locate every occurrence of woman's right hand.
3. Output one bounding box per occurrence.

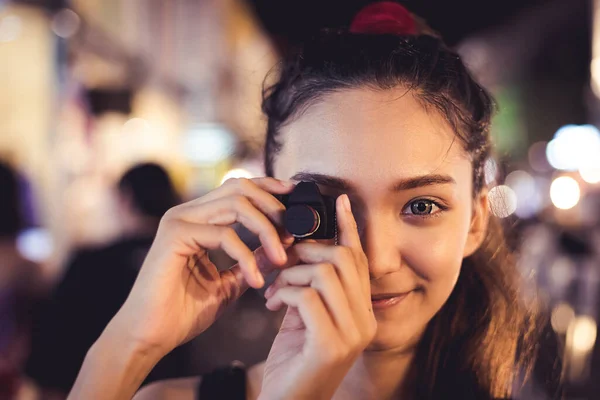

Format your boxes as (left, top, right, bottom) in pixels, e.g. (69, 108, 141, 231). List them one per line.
(106, 177, 297, 358)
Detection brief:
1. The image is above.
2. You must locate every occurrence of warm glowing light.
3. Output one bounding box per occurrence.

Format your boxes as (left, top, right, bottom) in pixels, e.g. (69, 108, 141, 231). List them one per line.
(122, 118, 151, 135)
(569, 316, 597, 353)
(487, 185, 517, 218)
(221, 168, 254, 185)
(550, 176, 580, 210)
(551, 302, 575, 334)
(593, 59, 600, 98)
(0, 15, 22, 43)
(52, 9, 80, 39)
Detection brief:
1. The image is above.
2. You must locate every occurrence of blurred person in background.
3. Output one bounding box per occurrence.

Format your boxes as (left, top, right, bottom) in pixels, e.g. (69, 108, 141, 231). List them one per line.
(69, 3, 562, 400)
(0, 161, 47, 399)
(25, 162, 185, 399)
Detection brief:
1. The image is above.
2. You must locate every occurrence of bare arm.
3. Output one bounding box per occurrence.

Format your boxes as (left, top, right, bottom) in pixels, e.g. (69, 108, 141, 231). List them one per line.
(65, 178, 294, 399)
(67, 320, 164, 400)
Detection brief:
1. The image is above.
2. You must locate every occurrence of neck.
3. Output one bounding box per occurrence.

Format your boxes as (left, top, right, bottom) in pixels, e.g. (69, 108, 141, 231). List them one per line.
(335, 347, 416, 400)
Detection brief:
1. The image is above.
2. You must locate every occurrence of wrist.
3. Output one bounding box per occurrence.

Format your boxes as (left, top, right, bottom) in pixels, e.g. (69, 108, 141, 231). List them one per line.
(102, 313, 170, 362)
(68, 321, 165, 400)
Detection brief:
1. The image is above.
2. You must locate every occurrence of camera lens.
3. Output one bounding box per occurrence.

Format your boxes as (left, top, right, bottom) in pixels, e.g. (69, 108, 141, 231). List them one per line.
(285, 205, 321, 238)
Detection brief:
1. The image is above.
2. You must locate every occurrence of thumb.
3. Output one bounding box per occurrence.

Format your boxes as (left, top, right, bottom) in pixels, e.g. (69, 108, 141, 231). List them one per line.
(279, 306, 305, 332)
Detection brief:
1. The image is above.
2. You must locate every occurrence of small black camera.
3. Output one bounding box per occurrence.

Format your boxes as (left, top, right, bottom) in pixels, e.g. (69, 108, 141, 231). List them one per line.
(275, 181, 338, 240)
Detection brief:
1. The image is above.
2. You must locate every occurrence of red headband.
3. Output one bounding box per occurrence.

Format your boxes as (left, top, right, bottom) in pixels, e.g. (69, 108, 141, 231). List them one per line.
(349, 2, 417, 36)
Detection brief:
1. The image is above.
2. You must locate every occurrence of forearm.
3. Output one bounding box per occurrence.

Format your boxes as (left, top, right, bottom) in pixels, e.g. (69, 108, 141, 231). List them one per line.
(68, 321, 164, 400)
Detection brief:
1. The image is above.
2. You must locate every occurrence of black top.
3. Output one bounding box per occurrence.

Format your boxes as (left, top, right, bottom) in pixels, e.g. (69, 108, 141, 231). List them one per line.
(197, 362, 247, 400)
(196, 329, 563, 400)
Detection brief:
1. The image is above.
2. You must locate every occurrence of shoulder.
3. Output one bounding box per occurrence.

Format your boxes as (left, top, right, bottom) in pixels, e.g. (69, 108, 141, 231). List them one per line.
(134, 362, 266, 400)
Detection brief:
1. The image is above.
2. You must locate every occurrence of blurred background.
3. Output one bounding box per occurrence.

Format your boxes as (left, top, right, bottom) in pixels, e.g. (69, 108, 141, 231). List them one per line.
(0, 0, 598, 398)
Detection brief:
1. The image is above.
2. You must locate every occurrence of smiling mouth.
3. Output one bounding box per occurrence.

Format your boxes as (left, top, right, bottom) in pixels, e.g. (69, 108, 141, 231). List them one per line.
(370, 291, 413, 310)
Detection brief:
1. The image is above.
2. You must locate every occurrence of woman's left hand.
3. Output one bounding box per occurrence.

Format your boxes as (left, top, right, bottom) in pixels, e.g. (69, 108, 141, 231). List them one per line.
(259, 194, 377, 400)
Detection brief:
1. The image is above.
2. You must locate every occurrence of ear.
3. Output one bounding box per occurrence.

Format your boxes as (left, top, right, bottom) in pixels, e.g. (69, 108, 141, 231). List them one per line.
(463, 190, 490, 258)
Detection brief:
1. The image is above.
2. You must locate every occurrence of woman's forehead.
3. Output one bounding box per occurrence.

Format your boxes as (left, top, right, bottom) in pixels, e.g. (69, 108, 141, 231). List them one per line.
(274, 87, 471, 188)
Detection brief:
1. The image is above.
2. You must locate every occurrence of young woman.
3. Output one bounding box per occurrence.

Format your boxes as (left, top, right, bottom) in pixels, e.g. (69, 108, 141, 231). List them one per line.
(68, 2, 560, 399)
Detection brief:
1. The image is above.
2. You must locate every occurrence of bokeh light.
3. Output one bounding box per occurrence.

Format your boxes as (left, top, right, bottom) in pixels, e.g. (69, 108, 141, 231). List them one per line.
(552, 302, 576, 334)
(580, 166, 600, 184)
(569, 316, 598, 353)
(51, 9, 80, 39)
(546, 125, 600, 171)
(528, 141, 552, 172)
(488, 185, 517, 218)
(484, 158, 498, 185)
(220, 168, 254, 185)
(183, 124, 235, 165)
(122, 118, 151, 135)
(550, 176, 581, 210)
(0, 15, 22, 43)
(16, 228, 54, 263)
(549, 257, 576, 290)
(505, 170, 542, 218)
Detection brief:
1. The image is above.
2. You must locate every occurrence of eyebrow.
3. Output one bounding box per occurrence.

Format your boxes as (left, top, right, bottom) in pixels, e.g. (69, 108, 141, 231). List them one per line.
(290, 171, 456, 192)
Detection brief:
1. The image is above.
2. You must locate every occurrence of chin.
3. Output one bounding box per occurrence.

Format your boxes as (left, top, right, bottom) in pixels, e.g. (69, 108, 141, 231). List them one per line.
(365, 319, 425, 353)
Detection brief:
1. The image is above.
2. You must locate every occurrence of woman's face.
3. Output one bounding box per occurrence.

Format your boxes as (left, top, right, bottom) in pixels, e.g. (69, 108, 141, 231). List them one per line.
(273, 87, 488, 352)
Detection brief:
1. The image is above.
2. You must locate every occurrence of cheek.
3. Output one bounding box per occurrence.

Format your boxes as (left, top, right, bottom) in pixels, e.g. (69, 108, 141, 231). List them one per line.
(401, 215, 471, 290)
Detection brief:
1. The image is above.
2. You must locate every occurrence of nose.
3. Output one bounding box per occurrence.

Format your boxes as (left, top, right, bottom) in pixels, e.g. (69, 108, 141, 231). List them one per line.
(360, 213, 402, 280)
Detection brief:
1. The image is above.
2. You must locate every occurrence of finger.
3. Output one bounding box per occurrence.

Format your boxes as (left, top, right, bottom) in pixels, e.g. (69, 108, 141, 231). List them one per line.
(164, 221, 264, 288)
(225, 240, 298, 295)
(184, 251, 249, 306)
(291, 242, 371, 318)
(218, 242, 296, 306)
(291, 242, 360, 291)
(180, 195, 289, 266)
(336, 195, 371, 302)
(264, 263, 355, 332)
(188, 177, 295, 224)
(265, 286, 337, 338)
(253, 240, 298, 277)
(336, 194, 363, 250)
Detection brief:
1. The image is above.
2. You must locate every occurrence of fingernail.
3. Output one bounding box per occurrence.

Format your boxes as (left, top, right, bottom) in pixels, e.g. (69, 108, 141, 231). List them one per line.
(342, 194, 352, 212)
(264, 285, 274, 298)
(279, 180, 295, 188)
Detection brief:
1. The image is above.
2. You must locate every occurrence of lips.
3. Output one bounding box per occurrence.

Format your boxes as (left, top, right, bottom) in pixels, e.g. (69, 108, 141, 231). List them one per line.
(370, 291, 412, 310)
(371, 292, 411, 301)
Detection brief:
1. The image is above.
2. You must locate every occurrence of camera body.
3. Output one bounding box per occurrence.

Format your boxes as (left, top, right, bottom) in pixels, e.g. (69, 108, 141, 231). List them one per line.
(275, 181, 337, 240)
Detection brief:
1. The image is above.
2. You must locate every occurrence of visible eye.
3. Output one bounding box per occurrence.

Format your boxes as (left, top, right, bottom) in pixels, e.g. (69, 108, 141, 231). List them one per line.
(402, 199, 446, 218)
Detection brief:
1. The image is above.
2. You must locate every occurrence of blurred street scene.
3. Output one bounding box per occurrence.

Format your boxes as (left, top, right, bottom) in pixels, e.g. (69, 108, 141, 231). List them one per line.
(0, 0, 598, 398)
